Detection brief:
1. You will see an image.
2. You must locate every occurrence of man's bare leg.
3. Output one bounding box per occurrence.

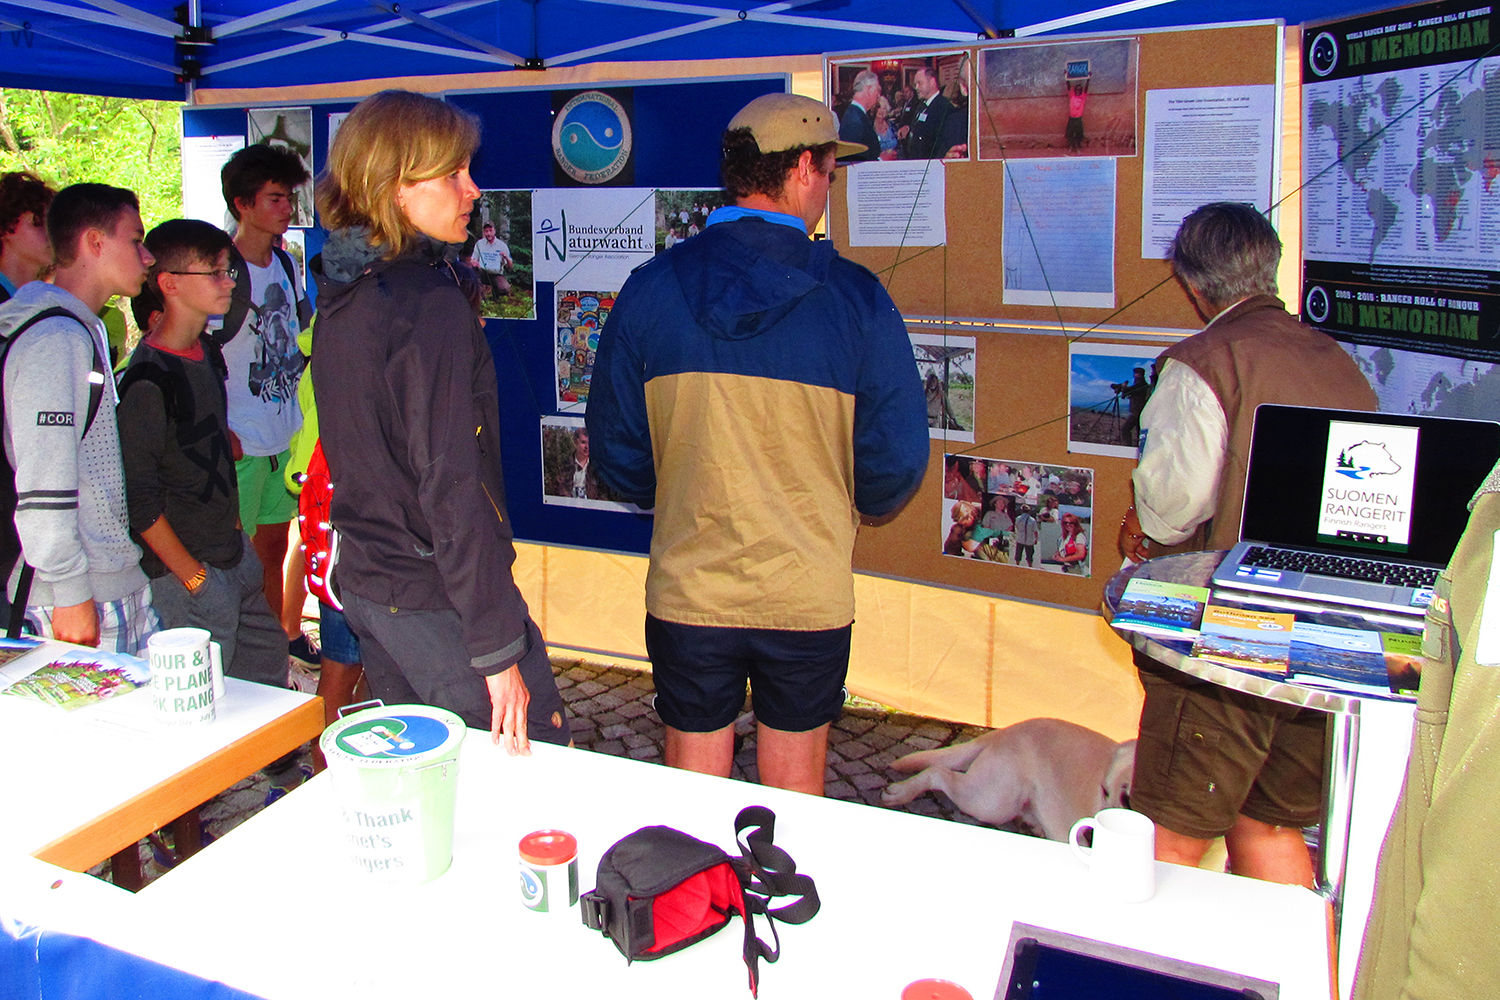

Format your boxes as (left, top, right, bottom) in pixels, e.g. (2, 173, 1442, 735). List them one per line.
(665, 724, 734, 778)
(757, 721, 830, 796)
(1155, 824, 1213, 867)
(1224, 814, 1315, 887)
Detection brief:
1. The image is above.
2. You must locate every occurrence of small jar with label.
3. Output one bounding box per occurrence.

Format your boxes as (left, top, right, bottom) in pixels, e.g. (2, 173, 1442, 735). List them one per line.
(519, 829, 579, 920)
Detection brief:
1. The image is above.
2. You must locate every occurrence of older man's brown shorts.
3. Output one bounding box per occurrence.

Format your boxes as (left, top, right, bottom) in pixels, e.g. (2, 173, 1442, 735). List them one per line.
(1130, 654, 1327, 841)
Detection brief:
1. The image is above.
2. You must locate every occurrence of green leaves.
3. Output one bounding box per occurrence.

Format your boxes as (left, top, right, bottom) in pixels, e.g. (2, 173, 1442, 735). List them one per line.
(0, 89, 183, 229)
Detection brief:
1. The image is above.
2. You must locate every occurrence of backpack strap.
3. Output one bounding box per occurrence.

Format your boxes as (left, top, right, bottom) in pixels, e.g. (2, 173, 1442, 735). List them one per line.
(216, 244, 310, 348)
(0, 306, 108, 634)
(729, 806, 820, 997)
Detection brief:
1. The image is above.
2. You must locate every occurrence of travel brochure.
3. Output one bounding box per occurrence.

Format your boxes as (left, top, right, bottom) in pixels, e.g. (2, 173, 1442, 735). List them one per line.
(1191, 606, 1294, 673)
(1, 647, 149, 711)
(1112, 577, 1422, 695)
(1110, 578, 1209, 638)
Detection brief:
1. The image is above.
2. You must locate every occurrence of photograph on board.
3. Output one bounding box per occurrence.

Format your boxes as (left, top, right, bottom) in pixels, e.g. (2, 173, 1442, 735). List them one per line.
(540, 415, 648, 513)
(656, 189, 732, 251)
(829, 52, 971, 162)
(247, 106, 315, 227)
(1067, 342, 1164, 458)
(912, 331, 975, 442)
(942, 454, 1094, 576)
(977, 38, 1139, 160)
(461, 190, 535, 321)
(555, 289, 616, 411)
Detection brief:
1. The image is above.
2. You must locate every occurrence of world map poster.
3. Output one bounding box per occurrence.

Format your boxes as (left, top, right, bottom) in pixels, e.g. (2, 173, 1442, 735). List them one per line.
(1302, 0, 1500, 364)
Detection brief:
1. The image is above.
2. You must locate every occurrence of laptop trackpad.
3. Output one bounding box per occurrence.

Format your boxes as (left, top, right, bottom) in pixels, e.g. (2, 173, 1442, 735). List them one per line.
(1302, 576, 1397, 602)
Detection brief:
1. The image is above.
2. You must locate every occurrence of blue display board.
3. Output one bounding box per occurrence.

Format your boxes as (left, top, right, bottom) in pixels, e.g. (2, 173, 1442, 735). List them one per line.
(181, 76, 785, 554)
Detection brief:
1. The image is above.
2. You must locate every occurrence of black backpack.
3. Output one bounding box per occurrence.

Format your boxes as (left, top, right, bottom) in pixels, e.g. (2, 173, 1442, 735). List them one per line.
(0, 307, 108, 636)
(213, 243, 312, 349)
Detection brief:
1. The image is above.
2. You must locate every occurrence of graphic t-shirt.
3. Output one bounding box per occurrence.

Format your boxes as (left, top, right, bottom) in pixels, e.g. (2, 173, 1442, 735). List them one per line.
(472, 237, 510, 272)
(222, 256, 304, 456)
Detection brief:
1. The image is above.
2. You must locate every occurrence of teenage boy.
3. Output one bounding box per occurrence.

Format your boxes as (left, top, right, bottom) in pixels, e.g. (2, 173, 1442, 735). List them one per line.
(0, 171, 56, 303)
(0, 184, 158, 652)
(119, 220, 286, 686)
(218, 144, 314, 660)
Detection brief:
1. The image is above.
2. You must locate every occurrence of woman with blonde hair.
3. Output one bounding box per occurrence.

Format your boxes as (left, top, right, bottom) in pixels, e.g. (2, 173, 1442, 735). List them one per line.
(312, 90, 568, 753)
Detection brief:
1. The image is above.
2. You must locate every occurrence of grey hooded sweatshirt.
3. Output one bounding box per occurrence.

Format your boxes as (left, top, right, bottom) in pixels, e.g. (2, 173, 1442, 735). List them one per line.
(0, 282, 146, 609)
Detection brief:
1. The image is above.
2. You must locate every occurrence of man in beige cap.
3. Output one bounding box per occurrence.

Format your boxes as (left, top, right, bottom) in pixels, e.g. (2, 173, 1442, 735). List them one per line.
(587, 93, 928, 795)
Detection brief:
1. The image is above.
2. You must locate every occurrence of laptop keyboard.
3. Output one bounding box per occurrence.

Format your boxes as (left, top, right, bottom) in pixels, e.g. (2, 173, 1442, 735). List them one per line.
(1242, 546, 1439, 588)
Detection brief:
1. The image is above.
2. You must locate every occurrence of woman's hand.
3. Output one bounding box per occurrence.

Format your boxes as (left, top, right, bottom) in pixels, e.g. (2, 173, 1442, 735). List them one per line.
(486, 664, 532, 756)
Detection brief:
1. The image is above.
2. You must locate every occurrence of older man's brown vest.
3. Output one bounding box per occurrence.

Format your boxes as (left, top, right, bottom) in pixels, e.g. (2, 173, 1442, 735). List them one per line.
(1158, 295, 1378, 552)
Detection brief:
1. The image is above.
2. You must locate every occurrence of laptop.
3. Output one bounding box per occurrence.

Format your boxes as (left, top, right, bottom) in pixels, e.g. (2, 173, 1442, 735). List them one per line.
(995, 922, 1279, 999)
(1209, 405, 1500, 615)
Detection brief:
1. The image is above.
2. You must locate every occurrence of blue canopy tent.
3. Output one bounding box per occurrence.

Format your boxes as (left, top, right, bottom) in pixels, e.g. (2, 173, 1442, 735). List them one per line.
(1, 0, 1386, 101)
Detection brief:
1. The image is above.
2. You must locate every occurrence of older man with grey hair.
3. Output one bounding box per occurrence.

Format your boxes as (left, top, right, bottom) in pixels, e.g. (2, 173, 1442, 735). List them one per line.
(838, 69, 881, 162)
(1118, 201, 1376, 887)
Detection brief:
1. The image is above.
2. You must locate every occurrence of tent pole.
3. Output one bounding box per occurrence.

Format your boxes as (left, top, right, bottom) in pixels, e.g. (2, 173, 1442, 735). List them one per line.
(186, 0, 201, 102)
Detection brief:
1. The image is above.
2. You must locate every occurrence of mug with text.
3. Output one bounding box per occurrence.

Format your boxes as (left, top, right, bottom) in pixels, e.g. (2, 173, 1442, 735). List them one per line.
(147, 627, 223, 726)
(1068, 807, 1156, 903)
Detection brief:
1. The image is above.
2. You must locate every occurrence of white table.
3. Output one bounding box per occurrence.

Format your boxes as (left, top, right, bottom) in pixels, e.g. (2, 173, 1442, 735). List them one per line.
(90, 738, 1337, 1000)
(0, 640, 322, 875)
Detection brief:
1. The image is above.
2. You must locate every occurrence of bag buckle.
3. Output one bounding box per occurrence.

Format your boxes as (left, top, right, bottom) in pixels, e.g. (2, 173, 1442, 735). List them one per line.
(580, 890, 609, 931)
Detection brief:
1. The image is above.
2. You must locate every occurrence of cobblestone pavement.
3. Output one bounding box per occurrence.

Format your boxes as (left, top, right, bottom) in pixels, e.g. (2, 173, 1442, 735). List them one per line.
(97, 656, 1015, 888)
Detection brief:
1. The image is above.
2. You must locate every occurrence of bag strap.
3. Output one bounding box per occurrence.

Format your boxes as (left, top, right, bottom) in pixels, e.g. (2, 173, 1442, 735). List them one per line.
(729, 806, 820, 997)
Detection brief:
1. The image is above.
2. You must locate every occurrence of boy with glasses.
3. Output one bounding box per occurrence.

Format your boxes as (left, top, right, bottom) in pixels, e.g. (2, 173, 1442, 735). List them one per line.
(119, 219, 285, 685)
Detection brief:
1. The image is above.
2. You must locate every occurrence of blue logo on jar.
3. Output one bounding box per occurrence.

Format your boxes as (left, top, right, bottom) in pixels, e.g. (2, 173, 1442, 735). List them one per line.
(520, 866, 546, 908)
(552, 91, 632, 184)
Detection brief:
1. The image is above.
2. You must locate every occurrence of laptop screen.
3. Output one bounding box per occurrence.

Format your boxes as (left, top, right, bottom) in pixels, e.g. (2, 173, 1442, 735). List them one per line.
(1239, 405, 1500, 565)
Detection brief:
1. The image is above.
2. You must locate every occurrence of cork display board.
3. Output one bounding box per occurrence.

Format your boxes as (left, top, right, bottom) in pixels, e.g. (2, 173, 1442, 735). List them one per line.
(831, 22, 1284, 610)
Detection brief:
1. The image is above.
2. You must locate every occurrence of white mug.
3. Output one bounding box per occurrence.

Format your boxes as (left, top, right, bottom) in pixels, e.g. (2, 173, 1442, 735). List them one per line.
(1068, 807, 1156, 903)
(147, 627, 223, 726)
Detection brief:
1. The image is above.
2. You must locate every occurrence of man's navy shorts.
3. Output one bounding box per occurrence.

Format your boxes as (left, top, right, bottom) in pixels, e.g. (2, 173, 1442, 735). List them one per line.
(644, 614, 851, 734)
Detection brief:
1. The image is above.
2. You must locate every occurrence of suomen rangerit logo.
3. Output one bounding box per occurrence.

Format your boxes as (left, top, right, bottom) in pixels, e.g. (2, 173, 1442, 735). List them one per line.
(552, 91, 632, 184)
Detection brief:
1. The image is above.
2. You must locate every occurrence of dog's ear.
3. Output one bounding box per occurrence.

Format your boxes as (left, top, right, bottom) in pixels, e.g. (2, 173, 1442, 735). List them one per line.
(1102, 740, 1137, 807)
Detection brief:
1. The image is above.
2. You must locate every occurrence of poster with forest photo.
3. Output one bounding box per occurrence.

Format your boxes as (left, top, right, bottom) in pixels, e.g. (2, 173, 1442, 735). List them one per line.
(461, 190, 535, 320)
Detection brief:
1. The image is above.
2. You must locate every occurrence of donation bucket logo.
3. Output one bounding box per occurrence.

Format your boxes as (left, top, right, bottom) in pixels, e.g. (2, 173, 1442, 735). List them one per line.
(553, 91, 633, 185)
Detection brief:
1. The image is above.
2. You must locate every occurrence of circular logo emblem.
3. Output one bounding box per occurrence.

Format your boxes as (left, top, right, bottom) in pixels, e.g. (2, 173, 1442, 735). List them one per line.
(552, 91, 632, 184)
(520, 867, 545, 908)
(1305, 285, 1332, 324)
(1308, 31, 1339, 77)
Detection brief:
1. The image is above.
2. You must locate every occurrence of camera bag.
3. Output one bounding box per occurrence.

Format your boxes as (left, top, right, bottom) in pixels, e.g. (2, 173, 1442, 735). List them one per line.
(579, 806, 819, 996)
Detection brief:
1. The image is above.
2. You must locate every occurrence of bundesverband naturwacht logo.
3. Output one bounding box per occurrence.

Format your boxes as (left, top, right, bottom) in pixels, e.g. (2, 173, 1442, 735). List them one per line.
(552, 91, 632, 184)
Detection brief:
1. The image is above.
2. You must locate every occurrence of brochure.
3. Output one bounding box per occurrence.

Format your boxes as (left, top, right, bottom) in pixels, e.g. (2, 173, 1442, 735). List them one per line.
(1111, 578, 1210, 638)
(1289, 623, 1390, 693)
(1191, 605, 1294, 673)
(1, 648, 149, 711)
(1382, 632, 1423, 695)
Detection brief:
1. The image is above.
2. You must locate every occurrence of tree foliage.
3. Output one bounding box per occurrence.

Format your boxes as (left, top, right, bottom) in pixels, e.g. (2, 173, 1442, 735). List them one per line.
(0, 89, 182, 228)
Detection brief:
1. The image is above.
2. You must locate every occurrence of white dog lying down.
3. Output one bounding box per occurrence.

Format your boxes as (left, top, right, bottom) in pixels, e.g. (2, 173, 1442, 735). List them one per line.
(880, 718, 1137, 842)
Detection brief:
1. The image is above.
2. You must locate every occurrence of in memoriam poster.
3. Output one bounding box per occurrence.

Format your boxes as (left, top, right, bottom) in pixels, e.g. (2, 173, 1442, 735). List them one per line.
(1301, 0, 1499, 361)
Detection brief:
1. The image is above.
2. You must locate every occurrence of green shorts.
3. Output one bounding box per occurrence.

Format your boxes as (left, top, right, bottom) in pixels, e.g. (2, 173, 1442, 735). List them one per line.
(236, 450, 297, 536)
(1130, 653, 1327, 840)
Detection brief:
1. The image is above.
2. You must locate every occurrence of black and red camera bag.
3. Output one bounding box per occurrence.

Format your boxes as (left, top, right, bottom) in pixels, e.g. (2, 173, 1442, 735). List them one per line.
(579, 806, 819, 996)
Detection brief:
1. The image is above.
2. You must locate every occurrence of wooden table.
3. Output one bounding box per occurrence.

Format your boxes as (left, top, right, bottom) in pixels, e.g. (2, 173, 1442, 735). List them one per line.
(0, 640, 322, 881)
(77, 737, 1340, 1000)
